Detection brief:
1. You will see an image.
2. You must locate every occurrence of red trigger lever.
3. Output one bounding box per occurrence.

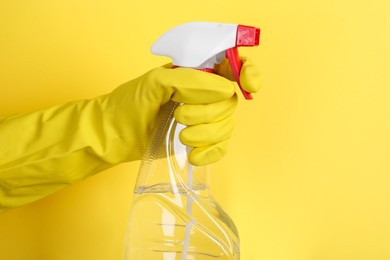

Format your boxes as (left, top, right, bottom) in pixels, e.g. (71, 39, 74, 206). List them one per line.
(226, 25, 260, 100)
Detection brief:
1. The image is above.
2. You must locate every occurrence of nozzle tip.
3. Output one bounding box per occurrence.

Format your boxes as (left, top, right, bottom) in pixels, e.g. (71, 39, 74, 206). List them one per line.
(236, 25, 261, 46)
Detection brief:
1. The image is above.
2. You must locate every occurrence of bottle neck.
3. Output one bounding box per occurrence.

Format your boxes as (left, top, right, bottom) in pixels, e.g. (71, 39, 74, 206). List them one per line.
(135, 101, 210, 195)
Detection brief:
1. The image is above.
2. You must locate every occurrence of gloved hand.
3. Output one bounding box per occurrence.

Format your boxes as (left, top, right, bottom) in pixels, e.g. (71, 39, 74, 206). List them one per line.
(105, 58, 261, 165)
(0, 58, 261, 211)
(176, 57, 261, 164)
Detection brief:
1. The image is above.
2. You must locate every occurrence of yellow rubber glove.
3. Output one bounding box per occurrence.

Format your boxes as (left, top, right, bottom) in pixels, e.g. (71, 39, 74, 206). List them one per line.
(0, 58, 261, 211)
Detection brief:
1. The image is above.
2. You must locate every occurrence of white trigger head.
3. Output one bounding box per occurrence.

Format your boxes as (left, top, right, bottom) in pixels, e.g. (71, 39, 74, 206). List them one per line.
(151, 22, 238, 69)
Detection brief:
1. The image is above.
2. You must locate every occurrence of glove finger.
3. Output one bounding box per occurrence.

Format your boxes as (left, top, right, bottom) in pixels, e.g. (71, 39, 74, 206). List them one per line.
(179, 116, 234, 147)
(215, 57, 262, 93)
(153, 66, 236, 104)
(214, 58, 236, 81)
(188, 140, 229, 166)
(239, 57, 262, 93)
(174, 94, 238, 125)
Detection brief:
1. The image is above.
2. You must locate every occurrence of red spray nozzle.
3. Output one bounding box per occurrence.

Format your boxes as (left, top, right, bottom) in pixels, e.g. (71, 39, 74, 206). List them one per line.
(236, 25, 261, 46)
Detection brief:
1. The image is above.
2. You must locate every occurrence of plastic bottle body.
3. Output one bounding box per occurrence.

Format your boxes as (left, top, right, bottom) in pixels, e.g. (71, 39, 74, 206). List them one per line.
(126, 185, 239, 259)
(123, 101, 240, 260)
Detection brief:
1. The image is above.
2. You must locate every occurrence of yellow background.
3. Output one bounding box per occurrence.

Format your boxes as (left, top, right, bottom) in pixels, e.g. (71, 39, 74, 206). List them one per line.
(1, 0, 390, 259)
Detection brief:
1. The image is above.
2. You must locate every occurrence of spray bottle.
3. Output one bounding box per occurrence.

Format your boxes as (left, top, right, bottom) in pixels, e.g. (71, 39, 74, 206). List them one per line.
(123, 22, 260, 260)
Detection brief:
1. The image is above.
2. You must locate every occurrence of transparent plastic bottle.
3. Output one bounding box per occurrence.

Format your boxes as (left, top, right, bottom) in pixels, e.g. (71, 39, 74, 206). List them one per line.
(123, 101, 240, 260)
